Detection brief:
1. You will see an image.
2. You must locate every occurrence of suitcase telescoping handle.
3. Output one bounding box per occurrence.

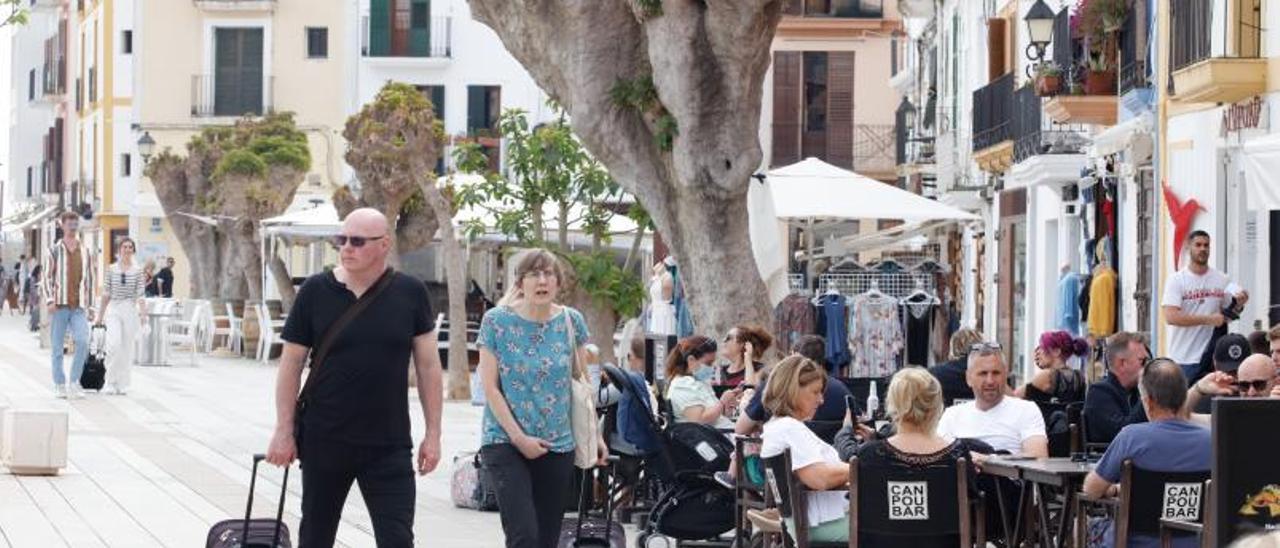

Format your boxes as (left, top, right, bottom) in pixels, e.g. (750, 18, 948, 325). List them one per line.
(575, 455, 621, 544)
(248, 454, 289, 548)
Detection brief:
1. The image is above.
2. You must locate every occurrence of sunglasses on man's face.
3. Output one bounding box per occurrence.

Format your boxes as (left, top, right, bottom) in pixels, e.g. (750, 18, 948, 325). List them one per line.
(330, 235, 386, 248)
(1235, 380, 1272, 392)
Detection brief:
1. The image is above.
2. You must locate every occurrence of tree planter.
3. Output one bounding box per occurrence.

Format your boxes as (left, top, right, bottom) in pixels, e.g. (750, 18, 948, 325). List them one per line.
(1085, 70, 1117, 95)
(1036, 75, 1061, 96)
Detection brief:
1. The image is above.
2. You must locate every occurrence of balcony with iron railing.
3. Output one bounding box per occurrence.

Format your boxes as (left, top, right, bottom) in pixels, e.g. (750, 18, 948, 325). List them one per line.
(972, 73, 1014, 173)
(1118, 0, 1149, 96)
(40, 57, 67, 101)
(1170, 0, 1265, 104)
(362, 16, 452, 60)
(191, 74, 275, 118)
(1010, 85, 1089, 165)
(1039, 7, 1118, 126)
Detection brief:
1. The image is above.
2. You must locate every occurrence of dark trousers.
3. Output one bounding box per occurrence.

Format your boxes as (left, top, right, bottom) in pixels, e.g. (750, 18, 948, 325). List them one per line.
(482, 443, 575, 548)
(299, 438, 415, 548)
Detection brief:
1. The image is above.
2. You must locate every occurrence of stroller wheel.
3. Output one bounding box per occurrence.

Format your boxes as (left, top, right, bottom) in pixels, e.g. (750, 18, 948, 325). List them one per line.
(638, 532, 674, 548)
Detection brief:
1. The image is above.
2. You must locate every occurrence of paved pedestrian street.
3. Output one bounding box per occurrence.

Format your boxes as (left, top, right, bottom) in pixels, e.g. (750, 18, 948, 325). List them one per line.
(0, 314, 515, 547)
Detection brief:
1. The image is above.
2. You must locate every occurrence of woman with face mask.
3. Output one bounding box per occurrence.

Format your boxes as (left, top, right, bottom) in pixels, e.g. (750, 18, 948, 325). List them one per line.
(664, 336, 741, 429)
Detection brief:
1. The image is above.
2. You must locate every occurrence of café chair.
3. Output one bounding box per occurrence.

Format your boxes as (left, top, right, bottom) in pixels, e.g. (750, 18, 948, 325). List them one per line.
(1158, 480, 1214, 548)
(849, 455, 985, 548)
(761, 448, 851, 548)
(1074, 460, 1210, 548)
(735, 436, 778, 546)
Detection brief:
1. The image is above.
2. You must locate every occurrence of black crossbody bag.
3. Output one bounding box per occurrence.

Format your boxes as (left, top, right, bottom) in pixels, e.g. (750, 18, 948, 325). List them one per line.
(294, 268, 396, 460)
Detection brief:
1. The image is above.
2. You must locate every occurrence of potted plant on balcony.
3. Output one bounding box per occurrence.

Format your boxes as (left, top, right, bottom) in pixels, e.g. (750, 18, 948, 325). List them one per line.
(1074, 0, 1127, 95)
(1035, 62, 1063, 96)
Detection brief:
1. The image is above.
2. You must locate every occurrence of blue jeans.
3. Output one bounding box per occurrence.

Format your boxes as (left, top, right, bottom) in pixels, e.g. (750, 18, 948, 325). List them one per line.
(50, 307, 90, 387)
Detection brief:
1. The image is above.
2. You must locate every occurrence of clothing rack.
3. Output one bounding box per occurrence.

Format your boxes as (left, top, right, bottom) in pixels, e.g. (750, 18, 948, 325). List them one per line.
(816, 271, 937, 300)
(787, 273, 807, 292)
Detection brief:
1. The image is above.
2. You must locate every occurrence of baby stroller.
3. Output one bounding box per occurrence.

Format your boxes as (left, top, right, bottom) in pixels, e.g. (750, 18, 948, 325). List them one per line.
(600, 365, 736, 547)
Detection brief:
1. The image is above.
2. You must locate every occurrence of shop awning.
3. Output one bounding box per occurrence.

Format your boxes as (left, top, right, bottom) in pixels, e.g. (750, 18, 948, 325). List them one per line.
(1, 205, 57, 236)
(1241, 133, 1280, 210)
(764, 158, 980, 222)
(1089, 112, 1154, 159)
(260, 201, 341, 239)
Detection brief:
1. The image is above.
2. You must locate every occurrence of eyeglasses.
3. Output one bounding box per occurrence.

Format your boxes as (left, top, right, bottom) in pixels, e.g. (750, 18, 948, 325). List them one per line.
(521, 269, 557, 281)
(330, 234, 386, 248)
(970, 341, 1003, 353)
(1235, 380, 1272, 392)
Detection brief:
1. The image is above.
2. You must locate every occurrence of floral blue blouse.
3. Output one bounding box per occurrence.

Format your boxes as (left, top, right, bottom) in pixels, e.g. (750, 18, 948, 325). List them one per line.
(479, 305, 589, 453)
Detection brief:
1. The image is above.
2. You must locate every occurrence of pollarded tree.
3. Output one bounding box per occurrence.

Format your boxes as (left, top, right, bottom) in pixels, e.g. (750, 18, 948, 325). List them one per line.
(345, 82, 471, 400)
(468, 0, 781, 335)
(145, 113, 311, 301)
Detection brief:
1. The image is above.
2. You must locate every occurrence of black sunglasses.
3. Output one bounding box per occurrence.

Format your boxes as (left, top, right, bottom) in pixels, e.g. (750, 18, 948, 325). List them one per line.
(330, 235, 386, 248)
(1235, 380, 1272, 392)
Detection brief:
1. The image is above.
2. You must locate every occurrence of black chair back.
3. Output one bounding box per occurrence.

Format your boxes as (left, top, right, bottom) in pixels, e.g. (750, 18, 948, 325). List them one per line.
(762, 449, 810, 546)
(1119, 460, 1211, 543)
(851, 455, 970, 547)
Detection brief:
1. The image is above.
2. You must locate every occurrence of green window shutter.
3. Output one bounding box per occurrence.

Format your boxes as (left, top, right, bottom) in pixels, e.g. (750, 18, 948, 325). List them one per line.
(370, 0, 391, 56)
(409, 0, 429, 56)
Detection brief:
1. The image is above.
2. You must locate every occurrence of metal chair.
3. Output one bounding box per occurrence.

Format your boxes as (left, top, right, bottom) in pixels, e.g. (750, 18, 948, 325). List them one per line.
(761, 448, 850, 548)
(254, 302, 284, 363)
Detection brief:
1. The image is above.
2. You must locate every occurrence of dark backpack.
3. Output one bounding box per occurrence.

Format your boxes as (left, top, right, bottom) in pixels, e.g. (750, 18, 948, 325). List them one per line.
(648, 472, 736, 540)
(664, 422, 732, 474)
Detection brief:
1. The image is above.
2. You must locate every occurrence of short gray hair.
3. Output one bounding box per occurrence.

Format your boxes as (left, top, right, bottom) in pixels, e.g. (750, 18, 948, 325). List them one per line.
(1138, 358, 1187, 413)
(966, 344, 1006, 370)
(1104, 332, 1147, 370)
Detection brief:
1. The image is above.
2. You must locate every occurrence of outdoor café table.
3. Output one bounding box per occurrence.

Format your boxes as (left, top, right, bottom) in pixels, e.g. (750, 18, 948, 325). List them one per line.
(982, 456, 1094, 548)
(138, 308, 183, 367)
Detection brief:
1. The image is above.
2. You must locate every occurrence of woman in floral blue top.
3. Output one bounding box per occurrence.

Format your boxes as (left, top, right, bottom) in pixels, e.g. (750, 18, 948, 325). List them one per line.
(478, 249, 606, 548)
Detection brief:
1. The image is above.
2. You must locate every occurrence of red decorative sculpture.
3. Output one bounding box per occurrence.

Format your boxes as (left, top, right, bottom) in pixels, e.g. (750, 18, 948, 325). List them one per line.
(1162, 181, 1204, 269)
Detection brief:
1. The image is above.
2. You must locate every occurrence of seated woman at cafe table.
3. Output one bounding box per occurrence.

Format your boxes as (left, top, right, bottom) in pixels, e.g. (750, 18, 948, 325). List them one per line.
(664, 336, 741, 429)
(760, 355, 852, 543)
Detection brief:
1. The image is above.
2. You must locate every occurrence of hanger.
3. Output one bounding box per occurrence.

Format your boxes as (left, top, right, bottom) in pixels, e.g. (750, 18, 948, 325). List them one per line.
(860, 279, 886, 299)
(904, 278, 940, 305)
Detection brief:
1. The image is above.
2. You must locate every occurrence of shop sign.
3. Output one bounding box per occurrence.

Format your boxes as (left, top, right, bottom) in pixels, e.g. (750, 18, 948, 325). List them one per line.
(1221, 96, 1267, 137)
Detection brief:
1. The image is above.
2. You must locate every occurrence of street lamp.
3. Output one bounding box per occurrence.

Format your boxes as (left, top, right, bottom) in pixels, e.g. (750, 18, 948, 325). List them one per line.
(1024, 0, 1056, 76)
(137, 131, 156, 165)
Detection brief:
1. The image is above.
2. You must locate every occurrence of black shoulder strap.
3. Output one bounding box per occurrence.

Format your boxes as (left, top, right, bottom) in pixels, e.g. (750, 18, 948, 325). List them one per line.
(298, 267, 397, 398)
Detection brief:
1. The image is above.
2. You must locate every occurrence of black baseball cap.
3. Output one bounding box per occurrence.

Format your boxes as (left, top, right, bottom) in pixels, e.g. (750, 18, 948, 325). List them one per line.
(1214, 334, 1251, 373)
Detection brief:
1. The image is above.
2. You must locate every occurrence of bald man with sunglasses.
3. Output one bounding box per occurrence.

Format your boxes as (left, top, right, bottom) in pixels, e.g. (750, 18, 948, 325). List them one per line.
(266, 208, 443, 547)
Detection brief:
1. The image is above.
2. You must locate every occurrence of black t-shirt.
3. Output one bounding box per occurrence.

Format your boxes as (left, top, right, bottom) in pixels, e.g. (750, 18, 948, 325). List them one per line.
(282, 270, 434, 447)
(927, 357, 974, 407)
(155, 267, 174, 297)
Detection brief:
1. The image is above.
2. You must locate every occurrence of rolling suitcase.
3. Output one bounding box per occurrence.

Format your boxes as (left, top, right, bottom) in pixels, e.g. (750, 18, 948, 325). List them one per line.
(558, 460, 626, 548)
(206, 454, 292, 548)
(80, 325, 106, 391)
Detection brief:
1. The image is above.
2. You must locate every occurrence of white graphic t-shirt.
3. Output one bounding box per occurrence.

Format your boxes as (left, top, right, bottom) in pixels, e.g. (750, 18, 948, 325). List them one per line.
(1161, 268, 1240, 364)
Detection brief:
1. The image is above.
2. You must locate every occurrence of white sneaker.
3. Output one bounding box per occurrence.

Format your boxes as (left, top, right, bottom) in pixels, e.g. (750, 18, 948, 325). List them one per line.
(54, 385, 67, 399)
(68, 385, 84, 400)
(103, 384, 117, 395)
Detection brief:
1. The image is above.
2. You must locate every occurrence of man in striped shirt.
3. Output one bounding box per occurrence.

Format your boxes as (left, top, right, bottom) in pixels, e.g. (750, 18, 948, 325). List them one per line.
(41, 211, 97, 399)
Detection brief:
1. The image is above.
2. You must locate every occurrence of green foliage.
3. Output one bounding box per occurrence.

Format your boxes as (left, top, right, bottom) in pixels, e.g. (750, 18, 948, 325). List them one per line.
(2, 0, 28, 27)
(636, 0, 662, 17)
(610, 75, 678, 152)
(562, 252, 646, 318)
(214, 149, 268, 179)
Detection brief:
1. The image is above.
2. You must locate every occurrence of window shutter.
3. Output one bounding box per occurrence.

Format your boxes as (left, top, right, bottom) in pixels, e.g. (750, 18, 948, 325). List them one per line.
(825, 51, 855, 170)
(987, 18, 1006, 81)
(214, 29, 239, 115)
(771, 51, 802, 168)
(409, 0, 430, 56)
(370, 0, 391, 56)
(241, 29, 264, 114)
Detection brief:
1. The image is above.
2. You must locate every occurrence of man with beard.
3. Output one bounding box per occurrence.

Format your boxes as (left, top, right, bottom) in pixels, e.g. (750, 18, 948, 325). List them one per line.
(937, 342, 1048, 458)
(1162, 230, 1248, 383)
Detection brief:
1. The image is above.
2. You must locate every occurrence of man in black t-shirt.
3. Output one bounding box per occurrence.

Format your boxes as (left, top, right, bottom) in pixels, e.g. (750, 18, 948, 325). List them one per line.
(266, 208, 443, 547)
(154, 257, 175, 298)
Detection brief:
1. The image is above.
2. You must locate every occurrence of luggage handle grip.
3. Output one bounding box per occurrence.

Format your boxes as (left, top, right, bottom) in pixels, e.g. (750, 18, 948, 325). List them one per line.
(575, 458, 620, 542)
(246, 454, 290, 548)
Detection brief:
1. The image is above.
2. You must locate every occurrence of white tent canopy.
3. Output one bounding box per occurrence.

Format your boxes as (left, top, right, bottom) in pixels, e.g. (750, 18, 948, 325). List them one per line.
(1241, 133, 1280, 210)
(764, 158, 979, 222)
(749, 158, 979, 306)
(260, 202, 341, 239)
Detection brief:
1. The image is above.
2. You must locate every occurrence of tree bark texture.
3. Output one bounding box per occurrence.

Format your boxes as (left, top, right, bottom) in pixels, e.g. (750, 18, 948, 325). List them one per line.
(419, 177, 472, 400)
(468, 0, 782, 336)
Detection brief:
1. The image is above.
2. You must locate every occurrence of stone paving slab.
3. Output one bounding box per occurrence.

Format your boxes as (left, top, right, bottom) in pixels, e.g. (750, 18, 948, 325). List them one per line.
(0, 314, 522, 547)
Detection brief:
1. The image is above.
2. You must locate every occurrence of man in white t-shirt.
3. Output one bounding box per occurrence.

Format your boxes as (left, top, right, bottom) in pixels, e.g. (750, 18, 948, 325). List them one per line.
(1161, 230, 1247, 382)
(937, 343, 1048, 457)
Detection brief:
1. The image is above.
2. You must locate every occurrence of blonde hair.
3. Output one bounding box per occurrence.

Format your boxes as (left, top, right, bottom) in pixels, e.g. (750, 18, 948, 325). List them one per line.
(949, 328, 984, 360)
(885, 368, 944, 434)
(498, 248, 566, 306)
(762, 355, 827, 419)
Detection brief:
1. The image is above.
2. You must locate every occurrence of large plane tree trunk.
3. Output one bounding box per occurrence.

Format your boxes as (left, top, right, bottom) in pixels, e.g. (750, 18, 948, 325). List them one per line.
(468, 0, 780, 335)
